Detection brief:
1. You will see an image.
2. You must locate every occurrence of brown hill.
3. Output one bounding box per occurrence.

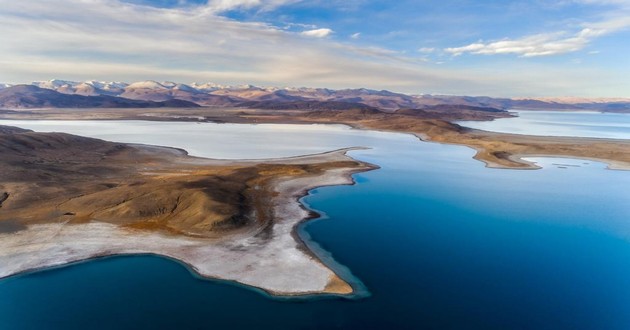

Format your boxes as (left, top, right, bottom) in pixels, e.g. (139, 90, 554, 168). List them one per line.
(240, 100, 380, 111)
(0, 85, 200, 109)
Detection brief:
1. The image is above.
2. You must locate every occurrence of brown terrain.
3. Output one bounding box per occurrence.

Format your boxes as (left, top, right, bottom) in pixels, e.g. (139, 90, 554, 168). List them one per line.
(0, 126, 371, 238)
(2, 106, 627, 170)
(0, 124, 380, 295)
(291, 109, 630, 169)
(0, 101, 628, 295)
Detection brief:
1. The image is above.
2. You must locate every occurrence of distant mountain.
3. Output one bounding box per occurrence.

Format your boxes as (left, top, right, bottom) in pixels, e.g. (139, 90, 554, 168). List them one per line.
(1, 79, 629, 112)
(396, 104, 513, 121)
(31, 79, 77, 90)
(119, 81, 239, 106)
(0, 85, 200, 109)
(513, 96, 630, 104)
(0, 125, 32, 134)
(413, 95, 630, 113)
(236, 100, 379, 111)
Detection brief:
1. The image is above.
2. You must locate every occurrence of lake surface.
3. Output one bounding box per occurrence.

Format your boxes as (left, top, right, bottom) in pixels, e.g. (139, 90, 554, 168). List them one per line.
(457, 110, 630, 139)
(1, 120, 630, 329)
(0, 120, 404, 159)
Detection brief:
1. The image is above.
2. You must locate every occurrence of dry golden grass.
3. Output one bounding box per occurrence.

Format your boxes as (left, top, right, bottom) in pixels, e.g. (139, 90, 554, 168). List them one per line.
(0, 131, 369, 239)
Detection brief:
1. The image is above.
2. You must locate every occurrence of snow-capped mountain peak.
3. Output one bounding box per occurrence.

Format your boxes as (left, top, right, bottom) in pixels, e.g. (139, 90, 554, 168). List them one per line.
(32, 79, 78, 90)
(172, 83, 197, 92)
(190, 82, 223, 92)
(126, 80, 168, 90)
(160, 81, 178, 88)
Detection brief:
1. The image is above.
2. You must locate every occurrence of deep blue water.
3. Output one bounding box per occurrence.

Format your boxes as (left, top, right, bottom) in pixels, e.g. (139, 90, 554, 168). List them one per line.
(2, 129, 630, 329)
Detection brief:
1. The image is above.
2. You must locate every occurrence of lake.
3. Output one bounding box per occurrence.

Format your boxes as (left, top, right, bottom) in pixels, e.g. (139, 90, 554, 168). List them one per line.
(1, 118, 630, 329)
(456, 110, 630, 139)
(0, 120, 405, 159)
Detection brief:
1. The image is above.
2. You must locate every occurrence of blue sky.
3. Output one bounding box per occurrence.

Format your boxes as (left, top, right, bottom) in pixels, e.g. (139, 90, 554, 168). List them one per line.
(1, 0, 629, 96)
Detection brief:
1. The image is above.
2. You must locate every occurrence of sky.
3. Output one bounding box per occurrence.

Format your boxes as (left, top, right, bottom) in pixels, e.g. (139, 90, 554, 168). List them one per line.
(0, 0, 629, 97)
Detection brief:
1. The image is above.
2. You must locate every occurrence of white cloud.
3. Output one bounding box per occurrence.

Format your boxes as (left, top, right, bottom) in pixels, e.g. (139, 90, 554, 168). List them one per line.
(445, 15, 630, 57)
(0, 0, 628, 96)
(0, 0, 448, 90)
(206, 0, 261, 12)
(300, 28, 334, 38)
(350, 32, 361, 39)
(418, 47, 435, 53)
(283, 22, 317, 30)
(205, 0, 299, 12)
(446, 30, 588, 57)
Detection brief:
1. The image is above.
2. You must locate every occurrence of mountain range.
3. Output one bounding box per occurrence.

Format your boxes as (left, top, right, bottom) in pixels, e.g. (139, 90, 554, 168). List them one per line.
(0, 85, 199, 109)
(1, 79, 629, 112)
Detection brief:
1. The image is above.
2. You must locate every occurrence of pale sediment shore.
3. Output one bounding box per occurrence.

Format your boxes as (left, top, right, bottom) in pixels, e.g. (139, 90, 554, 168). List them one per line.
(413, 130, 630, 171)
(2, 109, 629, 170)
(0, 148, 373, 297)
(333, 118, 630, 171)
(512, 154, 630, 171)
(458, 148, 629, 171)
(3, 112, 628, 297)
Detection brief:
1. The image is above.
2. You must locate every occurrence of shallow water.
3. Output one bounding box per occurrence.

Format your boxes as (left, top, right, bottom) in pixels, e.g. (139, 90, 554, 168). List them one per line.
(457, 110, 630, 139)
(1, 120, 630, 329)
(0, 120, 408, 159)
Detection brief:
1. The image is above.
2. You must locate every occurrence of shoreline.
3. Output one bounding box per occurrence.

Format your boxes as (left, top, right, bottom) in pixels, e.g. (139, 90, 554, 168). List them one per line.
(511, 154, 630, 171)
(1, 111, 629, 170)
(338, 122, 630, 171)
(2, 112, 629, 297)
(288, 159, 380, 298)
(0, 146, 377, 297)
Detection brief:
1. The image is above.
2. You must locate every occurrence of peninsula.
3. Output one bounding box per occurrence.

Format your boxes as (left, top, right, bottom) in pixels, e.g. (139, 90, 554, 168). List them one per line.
(1, 105, 628, 170)
(0, 126, 374, 296)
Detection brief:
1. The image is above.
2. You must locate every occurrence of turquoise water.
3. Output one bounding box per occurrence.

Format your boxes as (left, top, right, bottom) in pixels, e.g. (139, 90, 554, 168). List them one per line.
(1, 121, 630, 329)
(457, 110, 630, 139)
